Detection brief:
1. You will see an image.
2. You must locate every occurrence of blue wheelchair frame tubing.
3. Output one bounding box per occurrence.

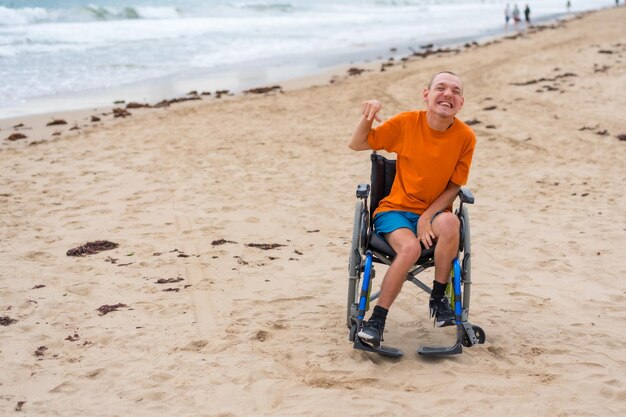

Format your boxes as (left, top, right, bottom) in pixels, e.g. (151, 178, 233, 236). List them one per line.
(357, 251, 374, 320)
(357, 252, 462, 324)
(452, 257, 463, 325)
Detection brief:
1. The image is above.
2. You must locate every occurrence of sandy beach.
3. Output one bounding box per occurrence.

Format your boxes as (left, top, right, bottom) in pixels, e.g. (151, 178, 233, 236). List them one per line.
(1, 6, 626, 417)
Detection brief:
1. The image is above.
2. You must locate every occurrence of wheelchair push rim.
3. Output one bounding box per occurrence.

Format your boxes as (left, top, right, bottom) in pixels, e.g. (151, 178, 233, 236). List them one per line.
(347, 199, 366, 329)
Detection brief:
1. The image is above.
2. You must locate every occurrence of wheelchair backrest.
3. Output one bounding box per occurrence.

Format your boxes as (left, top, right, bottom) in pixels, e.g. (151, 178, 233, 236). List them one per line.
(369, 153, 396, 219)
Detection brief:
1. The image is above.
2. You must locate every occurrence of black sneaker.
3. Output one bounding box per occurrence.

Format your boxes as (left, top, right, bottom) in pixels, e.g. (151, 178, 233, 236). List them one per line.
(429, 296, 455, 327)
(357, 319, 385, 348)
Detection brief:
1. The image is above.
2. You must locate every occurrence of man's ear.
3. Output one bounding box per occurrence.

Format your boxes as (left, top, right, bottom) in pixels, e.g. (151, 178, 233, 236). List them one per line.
(422, 87, 429, 103)
(458, 96, 465, 111)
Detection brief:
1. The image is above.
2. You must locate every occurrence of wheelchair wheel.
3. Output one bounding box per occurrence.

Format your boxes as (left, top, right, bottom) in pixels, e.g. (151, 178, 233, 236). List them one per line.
(347, 199, 366, 329)
(460, 204, 472, 311)
(462, 325, 486, 347)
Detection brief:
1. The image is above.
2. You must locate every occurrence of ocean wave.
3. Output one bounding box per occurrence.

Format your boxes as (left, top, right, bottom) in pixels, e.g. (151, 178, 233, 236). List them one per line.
(84, 5, 181, 21)
(0, 6, 51, 26)
(232, 0, 430, 13)
(374, 0, 423, 5)
(0, 4, 180, 26)
(0, 1, 434, 26)
(235, 2, 295, 13)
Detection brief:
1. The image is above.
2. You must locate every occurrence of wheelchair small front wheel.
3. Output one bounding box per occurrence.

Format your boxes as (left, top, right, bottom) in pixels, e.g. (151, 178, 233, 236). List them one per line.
(462, 325, 486, 347)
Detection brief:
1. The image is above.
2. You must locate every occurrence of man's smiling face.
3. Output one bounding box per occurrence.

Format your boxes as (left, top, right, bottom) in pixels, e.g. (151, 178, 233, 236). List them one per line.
(423, 72, 464, 119)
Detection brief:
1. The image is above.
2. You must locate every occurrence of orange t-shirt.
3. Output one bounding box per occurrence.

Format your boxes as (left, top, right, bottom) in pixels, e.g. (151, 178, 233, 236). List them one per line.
(367, 110, 476, 217)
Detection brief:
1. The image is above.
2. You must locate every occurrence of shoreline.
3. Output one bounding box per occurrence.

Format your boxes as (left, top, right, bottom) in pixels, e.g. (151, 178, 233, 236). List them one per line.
(0, 11, 544, 121)
(0, 11, 589, 146)
(0, 7, 583, 119)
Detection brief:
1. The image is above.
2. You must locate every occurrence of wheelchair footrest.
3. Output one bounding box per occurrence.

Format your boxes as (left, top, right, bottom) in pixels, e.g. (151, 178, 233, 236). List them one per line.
(417, 343, 463, 356)
(353, 337, 403, 358)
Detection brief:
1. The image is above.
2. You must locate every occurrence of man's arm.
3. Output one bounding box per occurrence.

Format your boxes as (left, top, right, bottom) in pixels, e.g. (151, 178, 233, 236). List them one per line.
(417, 180, 461, 248)
(348, 100, 382, 151)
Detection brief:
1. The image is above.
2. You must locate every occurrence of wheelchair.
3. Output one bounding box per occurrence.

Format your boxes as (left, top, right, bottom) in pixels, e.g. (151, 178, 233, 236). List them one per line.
(347, 153, 486, 357)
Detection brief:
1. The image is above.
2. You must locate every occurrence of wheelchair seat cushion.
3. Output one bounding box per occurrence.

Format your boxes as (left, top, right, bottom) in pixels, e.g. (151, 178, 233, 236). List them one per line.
(368, 232, 435, 262)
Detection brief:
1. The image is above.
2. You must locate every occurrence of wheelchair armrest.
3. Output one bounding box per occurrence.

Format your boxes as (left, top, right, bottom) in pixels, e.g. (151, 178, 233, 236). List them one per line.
(458, 188, 475, 204)
(356, 184, 370, 199)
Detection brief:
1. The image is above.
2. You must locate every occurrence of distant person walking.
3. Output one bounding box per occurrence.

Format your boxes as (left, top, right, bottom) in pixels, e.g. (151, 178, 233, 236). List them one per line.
(512, 4, 521, 25)
(567, 0, 571, 12)
(505, 4, 511, 25)
(524, 4, 531, 24)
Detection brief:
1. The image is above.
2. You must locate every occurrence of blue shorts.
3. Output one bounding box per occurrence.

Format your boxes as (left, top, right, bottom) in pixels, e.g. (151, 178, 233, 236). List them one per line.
(373, 210, 420, 237)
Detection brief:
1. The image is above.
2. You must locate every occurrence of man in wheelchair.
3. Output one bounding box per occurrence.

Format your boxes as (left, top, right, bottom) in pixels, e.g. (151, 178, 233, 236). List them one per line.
(348, 71, 476, 349)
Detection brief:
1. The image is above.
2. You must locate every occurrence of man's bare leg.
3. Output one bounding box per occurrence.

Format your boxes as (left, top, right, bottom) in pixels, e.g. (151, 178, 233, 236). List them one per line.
(428, 212, 460, 327)
(431, 212, 460, 284)
(357, 228, 420, 346)
(376, 228, 422, 308)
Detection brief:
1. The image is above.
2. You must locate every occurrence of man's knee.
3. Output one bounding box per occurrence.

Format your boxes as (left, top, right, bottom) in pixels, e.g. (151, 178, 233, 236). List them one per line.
(432, 212, 460, 239)
(396, 237, 422, 262)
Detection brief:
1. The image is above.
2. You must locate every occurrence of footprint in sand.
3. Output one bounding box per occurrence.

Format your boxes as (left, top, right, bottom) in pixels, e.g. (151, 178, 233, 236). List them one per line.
(148, 372, 174, 383)
(254, 330, 269, 342)
(175, 340, 208, 352)
(49, 381, 78, 394)
(83, 368, 105, 379)
(22, 251, 54, 262)
(65, 283, 92, 296)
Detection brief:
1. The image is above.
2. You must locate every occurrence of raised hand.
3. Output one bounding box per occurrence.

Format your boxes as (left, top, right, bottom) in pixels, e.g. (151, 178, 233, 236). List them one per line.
(361, 99, 383, 122)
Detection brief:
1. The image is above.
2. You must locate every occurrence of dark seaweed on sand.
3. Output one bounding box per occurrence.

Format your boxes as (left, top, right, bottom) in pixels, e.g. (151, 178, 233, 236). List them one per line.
(347, 67, 365, 76)
(65, 333, 80, 342)
(67, 240, 119, 256)
(126, 102, 151, 109)
(0, 316, 17, 326)
(113, 108, 131, 118)
(46, 119, 67, 126)
(154, 96, 202, 107)
(97, 303, 127, 316)
(511, 72, 577, 86)
(6, 133, 27, 141)
(156, 277, 184, 284)
(212, 239, 237, 246)
(246, 243, 285, 250)
(33, 346, 47, 357)
(243, 85, 282, 94)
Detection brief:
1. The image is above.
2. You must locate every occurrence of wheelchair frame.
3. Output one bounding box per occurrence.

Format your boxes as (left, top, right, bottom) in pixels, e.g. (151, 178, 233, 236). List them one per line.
(347, 153, 485, 357)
